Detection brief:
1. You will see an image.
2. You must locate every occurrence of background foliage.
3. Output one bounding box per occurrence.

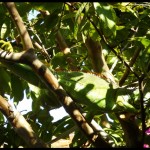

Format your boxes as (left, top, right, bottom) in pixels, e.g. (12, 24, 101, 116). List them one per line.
(0, 2, 150, 148)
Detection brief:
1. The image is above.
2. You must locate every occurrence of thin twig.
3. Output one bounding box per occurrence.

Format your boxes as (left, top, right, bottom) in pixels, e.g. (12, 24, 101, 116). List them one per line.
(139, 76, 146, 145)
(119, 47, 141, 86)
(28, 27, 51, 62)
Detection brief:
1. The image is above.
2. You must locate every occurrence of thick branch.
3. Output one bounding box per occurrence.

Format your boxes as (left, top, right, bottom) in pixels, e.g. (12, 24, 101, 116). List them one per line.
(4, 2, 33, 50)
(0, 95, 49, 148)
(85, 36, 106, 73)
(85, 36, 115, 83)
(116, 113, 142, 148)
(0, 48, 24, 63)
(55, 29, 71, 54)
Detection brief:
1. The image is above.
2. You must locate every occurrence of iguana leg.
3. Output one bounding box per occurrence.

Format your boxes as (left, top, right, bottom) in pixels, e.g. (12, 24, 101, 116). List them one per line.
(0, 40, 13, 52)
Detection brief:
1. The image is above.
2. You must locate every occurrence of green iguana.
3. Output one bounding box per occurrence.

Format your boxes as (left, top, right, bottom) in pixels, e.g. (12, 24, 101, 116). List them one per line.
(56, 71, 137, 113)
(1, 62, 138, 113)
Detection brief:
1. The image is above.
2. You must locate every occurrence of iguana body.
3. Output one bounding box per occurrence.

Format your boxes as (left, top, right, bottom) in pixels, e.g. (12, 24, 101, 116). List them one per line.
(57, 71, 137, 113)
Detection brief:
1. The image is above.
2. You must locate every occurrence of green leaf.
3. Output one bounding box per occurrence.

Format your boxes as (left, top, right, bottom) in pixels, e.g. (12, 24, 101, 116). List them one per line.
(38, 89, 61, 110)
(2, 62, 44, 88)
(53, 116, 73, 135)
(51, 52, 67, 69)
(32, 96, 41, 113)
(39, 116, 53, 141)
(38, 109, 51, 123)
(0, 113, 4, 122)
(0, 23, 7, 39)
(62, 12, 76, 21)
(71, 130, 87, 148)
(140, 38, 150, 48)
(74, 3, 87, 39)
(0, 68, 11, 94)
(93, 2, 116, 38)
(11, 74, 24, 103)
(43, 10, 60, 30)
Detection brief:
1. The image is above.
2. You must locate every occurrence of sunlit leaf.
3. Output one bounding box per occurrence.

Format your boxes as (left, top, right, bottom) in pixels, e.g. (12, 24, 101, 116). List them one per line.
(93, 2, 116, 38)
(0, 23, 7, 39)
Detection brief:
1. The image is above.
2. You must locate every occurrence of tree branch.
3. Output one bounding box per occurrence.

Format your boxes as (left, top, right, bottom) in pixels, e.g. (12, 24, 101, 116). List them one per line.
(55, 28, 71, 54)
(139, 76, 146, 146)
(119, 47, 141, 86)
(116, 113, 142, 148)
(0, 48, 25, 63)
(0, 95, 49, 148)
(85, 36, 116, 83)
(4, 2, 34, 50)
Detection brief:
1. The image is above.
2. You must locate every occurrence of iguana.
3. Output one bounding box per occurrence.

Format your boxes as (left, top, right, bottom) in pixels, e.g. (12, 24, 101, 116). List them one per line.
(1, 62, 138, 113)
(56, 71, 137, 113)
